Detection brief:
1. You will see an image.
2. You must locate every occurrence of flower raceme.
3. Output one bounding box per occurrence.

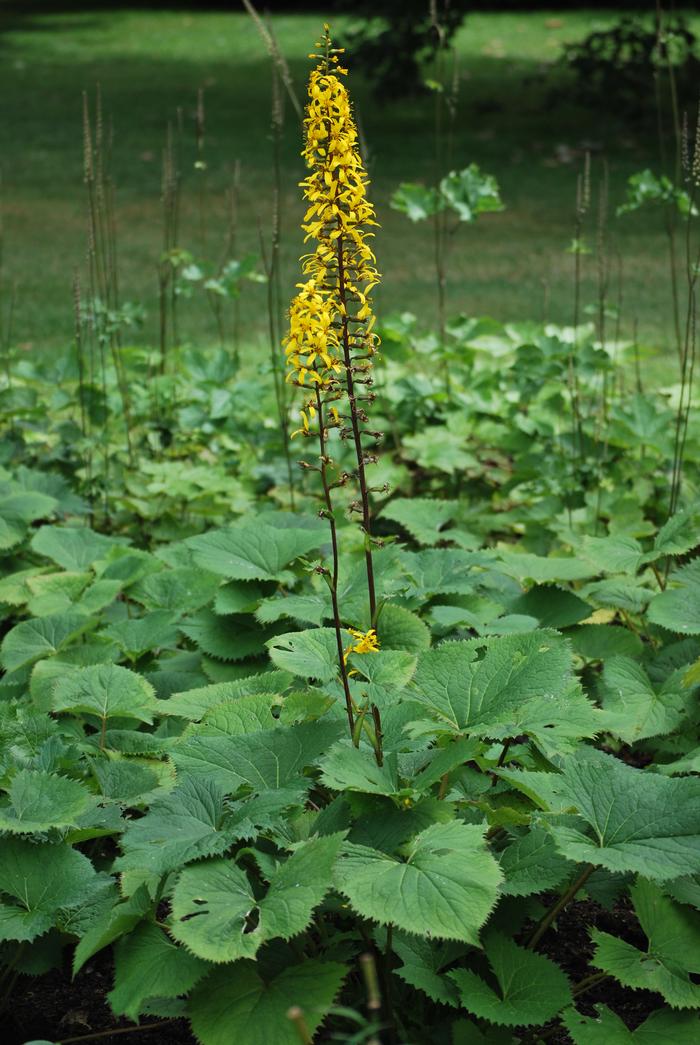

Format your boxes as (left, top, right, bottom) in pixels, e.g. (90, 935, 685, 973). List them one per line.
(343, 627, 380, 665)
(283, 26, 381, 438)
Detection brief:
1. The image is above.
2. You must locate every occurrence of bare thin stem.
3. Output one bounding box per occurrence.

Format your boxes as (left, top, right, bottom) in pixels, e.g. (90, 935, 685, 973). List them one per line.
(527, 863, 595, 949)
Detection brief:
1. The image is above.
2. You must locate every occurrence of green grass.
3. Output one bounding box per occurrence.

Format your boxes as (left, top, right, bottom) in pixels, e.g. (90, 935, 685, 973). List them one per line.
(0, 6, 696, 356)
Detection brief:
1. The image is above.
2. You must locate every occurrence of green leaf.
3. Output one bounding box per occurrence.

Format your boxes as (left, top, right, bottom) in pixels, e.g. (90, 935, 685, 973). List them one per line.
(320, 743, 402, 797)
(380, 497, 459, 546)
(266, 628, 343, 682)
(334, 821, 502, 944)
(171, 721, 343, 797)
(393, 933, 463, 1007)
(0, 839, 97, 942)
(0, 770, 92, 834)
(0, 612, 92, 672)
(648, 560, 700, 635)
(648, 505, 700, 560)
(109, 923, 208, 1021)
(181, 610, 269, 661)
(188, 959, 346, 1045)
(549, 749, 700, 880)
(187, 516, 326, 583)
(31, 525, 123, 570)
(104, 610, 178, 657)
(390, 182, 440, 222)
(570, 623, 644, 661)
(499, 827, 573, 898)
(439, 165, 504, 222)
(410, 632, 600, 754)
(563, 1004, 700, 1043)
(449, 932, 572, 1027)
(594, 878, 700, 1009)
(162, 670, 291, 721)
(73, 886, 152, 974)
(508, 586, 591, 629)
(116, 778, 255, 877)
(496, 550, 594, 583)
(132, 567, 221, 613)
(171, 833, 344, 962)
(598, 657, 690, 743)
(577, 535, 645, 575)
(376, 604, 430, 653)
(52, 664, 158, 724)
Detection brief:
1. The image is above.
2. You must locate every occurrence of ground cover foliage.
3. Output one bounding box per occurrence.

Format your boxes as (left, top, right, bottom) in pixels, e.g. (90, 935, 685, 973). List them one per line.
(2, 14, 700, 1045)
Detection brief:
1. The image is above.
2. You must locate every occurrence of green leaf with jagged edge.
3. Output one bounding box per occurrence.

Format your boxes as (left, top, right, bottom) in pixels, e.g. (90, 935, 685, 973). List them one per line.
(409, 631, 600, 755)
(448, 932, 572, 1026)
(507, 585, 592, 629)
(563, 1004, 700, 1043)
(498, 827, 574, 898)
(115, 778, 288, 877)
(570, 624, 644, 661)
(320, 743, 403, 797)
(344, 649, 417, 709)
(392, 932, 464, 1007)
(376, 603, 431, 653)
(108, 924, 209, 1021)
(266, 627, 344, 682)
(73, 886, 153, 974)
(171, 720, 343, 797)
(597, 657, 691, 744)
(171, 833, 344, 962)
(644, 503, 700, 562)
(580, 577, 654, 614)
(591, 878, 700, 1009)
(131, 566, 221, 613)
(161, 670, 292, 721)
(547, 748, 700, 880)
(31, 525, 124, 570)
(256, 593, 327, 627)
(496, 549, 594, 583)
(576, 534, 645, 575)
(380, 497, 460, 546)
(104, 610, 179, 657)
(190, 693, 277, 737)
(400, 547, 488, 598)
(0, 612, 94, 673)
(0, 839, 98, 943)
(215, 580, 265, 616)
(186, 515, 326, 583)
(648, 560, 700, 635)
(0, 770, 93, 833)
(52, 663, 158, 724)
(188, 959, 346, 1045)
(334, 821, 502, 944)
(92, 760, 162, 805)
(0, 567, 47, 607)
(180, 610, 271, 662)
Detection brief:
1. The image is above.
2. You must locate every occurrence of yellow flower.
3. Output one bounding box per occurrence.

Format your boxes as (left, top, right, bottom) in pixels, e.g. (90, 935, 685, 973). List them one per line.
(343, 627, 380, 664)
(296, 30, 381, 374)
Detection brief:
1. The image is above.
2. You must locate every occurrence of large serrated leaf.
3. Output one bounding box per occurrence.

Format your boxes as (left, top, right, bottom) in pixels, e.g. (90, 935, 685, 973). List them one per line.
(449, 932, 572, 1026)
(52, 663, 158, 724)
(0, 839, 97, 943)
(187, 517, 326, 582)
(108, 923, 209, 1021)
(549, 749, 700, 880)
(0, 770, 93, 833)
(171, 833, 344, 962)
(334, 820, 502, 944)
(563, 1004, 700, 1043)
(31, 525, 124, 570)
(648, 560, 700, 635)
(0, 612, 93, 672)
(188, 959, 346, 1045)
(598, 657, 690, 743)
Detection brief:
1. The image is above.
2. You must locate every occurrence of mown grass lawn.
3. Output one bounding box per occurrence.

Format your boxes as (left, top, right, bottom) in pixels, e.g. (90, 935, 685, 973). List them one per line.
(0, 6, 696, 358)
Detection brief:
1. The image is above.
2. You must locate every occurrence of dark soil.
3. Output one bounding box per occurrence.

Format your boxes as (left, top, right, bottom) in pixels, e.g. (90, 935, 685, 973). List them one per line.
(7, 949, 197, 1045)
(518, 894, 664, 1044)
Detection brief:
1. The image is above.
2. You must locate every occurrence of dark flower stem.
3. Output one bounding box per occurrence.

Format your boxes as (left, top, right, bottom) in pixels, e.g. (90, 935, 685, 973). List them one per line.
(315, 386, 355, 736)
(336, 232, 377, 625)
